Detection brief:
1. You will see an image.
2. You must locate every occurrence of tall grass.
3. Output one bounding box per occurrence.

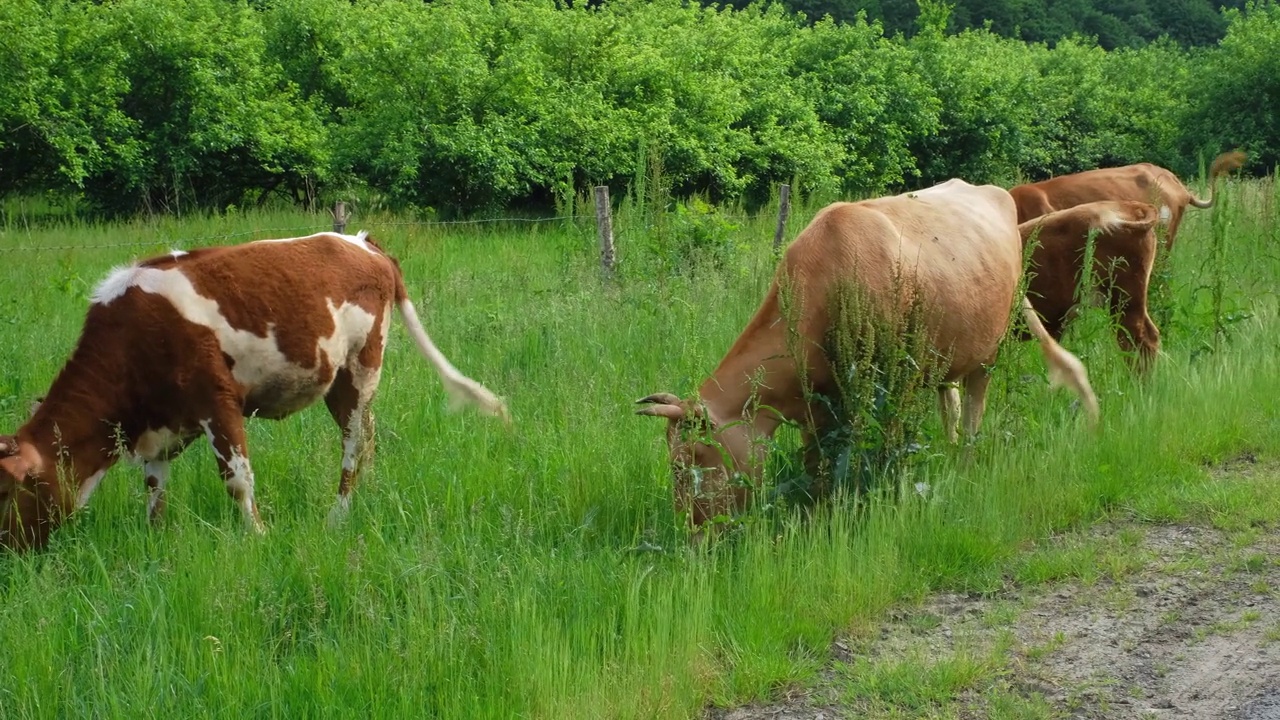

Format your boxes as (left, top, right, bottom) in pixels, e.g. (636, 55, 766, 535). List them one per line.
(0, 177, 1276, 718)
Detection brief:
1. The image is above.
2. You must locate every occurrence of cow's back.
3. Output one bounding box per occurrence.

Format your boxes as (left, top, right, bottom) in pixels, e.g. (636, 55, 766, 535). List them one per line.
(1014, 164, 1185, 223)
(782, 180, 1020, 382)
(88, 232, 402, 423)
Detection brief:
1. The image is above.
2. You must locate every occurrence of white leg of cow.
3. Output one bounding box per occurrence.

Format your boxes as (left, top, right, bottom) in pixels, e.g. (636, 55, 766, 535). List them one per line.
(75, 469, 107, 510)
(961, 367, 992, 439)
(937, 385, 961, 444)
(144, 459, 170, 523)
(324, 365, 381, 527)
(200, 416, 265, 534)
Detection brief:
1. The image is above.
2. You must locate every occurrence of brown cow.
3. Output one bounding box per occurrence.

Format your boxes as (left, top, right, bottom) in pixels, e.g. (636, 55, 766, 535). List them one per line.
(0, 231, 508, 551)
(1010, 151, 1245, 251)
(1020, 200, 1162, 373)
(636, 180, 1099, 527)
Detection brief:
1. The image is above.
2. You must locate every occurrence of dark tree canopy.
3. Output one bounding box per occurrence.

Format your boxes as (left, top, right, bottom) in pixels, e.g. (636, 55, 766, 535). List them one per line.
(730, 0, 1251, 48)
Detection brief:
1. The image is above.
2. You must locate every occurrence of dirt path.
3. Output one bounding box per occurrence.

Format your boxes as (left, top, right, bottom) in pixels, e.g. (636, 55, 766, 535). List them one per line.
(710, 520, 1280, 719)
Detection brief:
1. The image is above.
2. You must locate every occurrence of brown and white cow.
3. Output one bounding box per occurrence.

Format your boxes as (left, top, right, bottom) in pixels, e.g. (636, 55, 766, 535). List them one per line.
(1020, 200, 1162, 373)
(1010, 151, 1245, 251)
(636, 180, 1100, 527)
(0, 231, 508, 551)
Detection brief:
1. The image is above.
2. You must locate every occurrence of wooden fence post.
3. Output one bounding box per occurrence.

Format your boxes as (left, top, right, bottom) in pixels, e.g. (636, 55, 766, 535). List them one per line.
(333, 200, 348, 234)
(594, 185, 615, 276)
(772, 183, 791, 253)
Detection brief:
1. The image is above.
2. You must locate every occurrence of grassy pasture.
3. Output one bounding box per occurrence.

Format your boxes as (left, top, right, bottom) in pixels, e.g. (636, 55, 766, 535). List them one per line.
(0, 178, 1278, 718)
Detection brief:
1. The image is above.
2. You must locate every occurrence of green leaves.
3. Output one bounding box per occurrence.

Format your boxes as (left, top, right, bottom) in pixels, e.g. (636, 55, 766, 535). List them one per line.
(0, 0, 1272, 218)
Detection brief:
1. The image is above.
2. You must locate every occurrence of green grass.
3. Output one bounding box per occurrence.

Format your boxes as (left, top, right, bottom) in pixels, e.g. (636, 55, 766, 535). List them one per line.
(0, 177, 1278, 718)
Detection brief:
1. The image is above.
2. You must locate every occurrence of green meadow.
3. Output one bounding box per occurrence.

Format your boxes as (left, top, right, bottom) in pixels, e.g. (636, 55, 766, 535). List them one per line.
(0, 178, 1278, 718)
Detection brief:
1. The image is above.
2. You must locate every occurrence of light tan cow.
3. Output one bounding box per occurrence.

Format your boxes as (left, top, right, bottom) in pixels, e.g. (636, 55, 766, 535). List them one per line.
(1010, 151, 1245, 252)
(1020, 200, 1162, 373)
(0, 231, 508, 551)
(637, 180, 1099, 527)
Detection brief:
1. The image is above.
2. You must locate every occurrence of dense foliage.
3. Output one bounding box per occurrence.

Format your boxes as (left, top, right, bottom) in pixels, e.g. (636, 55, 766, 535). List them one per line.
(1, 0, 1276, 217)
(744, 0, 1252, 49)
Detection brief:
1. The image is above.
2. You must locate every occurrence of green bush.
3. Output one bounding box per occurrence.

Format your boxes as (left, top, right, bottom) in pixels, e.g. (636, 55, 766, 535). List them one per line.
(0, 0, 1275, 219)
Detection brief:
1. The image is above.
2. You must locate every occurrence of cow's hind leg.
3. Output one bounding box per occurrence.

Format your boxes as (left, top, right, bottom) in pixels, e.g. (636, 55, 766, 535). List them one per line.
(324, 364, 382, 526)
(200, 409, 265, 534)
(1110, 277, 1160, 375)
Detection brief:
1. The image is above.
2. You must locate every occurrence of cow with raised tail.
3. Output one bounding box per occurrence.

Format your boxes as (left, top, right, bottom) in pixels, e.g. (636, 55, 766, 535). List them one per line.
(1020, 200, 1162, 373)
(636, 180, 1100, 528)
(0, 231, 508, 551)
(1010, 150, 1245, 252)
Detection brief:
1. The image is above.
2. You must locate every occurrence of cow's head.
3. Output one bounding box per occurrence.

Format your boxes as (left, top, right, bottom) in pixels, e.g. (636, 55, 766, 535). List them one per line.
(635, 393, 756, 528)
(0, 437, 57, 552)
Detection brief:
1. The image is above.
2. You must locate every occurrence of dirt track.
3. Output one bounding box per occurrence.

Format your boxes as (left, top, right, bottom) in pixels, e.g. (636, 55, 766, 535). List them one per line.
(709, 502, 1280, 718)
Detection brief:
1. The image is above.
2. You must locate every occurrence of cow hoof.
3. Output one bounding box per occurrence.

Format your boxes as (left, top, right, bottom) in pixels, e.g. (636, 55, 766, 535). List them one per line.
(326, 496, 352, 529)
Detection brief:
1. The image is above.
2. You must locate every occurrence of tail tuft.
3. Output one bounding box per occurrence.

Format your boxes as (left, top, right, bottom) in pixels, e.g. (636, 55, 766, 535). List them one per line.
(1021, 298, 1100, 429)
(442, 375, 511, 425)
(397, 297, 511, 426)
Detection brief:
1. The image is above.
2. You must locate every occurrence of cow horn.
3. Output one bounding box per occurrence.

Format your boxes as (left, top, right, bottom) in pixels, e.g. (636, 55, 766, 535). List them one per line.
(635, 393, 681, 406)
(635, 403, 686, 421)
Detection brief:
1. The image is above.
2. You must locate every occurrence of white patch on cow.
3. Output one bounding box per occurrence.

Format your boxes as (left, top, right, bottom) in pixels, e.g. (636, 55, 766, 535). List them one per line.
(1158, 205, 1172, 224)
(76, 469, 107, 510)
(198, 420, 230, 466)
(226, 452, 253, 497)
(256, 230, 377, 255)
(131, 427, 182, 463)
(1092, 206, 1124, 232)
(342, 432, 359, 473)
(171, 250, 187, 260)
(91, 266, 142, 305)
(317, 298, 379, 375)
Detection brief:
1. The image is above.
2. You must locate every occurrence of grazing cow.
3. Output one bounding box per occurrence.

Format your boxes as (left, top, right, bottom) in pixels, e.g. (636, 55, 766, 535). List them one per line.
(1020, 200, 1162, 373)
(0, 231, 508, 551)
(1010, 151, 1245, 251)
(636, 180, 1099, 527)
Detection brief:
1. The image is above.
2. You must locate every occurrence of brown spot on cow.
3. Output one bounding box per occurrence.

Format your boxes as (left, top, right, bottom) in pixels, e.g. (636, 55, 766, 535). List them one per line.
(0, 231, 508, 552)
(1010, 150, 1245, 252)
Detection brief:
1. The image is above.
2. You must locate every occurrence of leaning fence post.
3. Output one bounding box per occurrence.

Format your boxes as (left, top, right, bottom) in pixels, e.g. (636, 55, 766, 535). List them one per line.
(333, 200, 348, 234)
(772, 183, 791, 253)
(594, 185, 615, 277)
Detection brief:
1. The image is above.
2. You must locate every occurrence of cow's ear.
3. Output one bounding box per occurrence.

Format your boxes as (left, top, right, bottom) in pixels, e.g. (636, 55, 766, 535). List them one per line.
(0, 454, 30, 486)
(635, 394, 685, 421)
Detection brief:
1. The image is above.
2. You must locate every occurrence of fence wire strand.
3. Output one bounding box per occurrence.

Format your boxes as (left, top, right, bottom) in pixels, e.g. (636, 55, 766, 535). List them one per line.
(0, 215, 582, 253)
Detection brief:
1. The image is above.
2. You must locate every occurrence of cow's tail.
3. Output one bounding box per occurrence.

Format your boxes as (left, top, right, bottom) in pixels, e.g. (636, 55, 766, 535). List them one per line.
(1020, 297, 1100, 429)
(1188, 150, 1246, 209)
(394, 279, 510, 424)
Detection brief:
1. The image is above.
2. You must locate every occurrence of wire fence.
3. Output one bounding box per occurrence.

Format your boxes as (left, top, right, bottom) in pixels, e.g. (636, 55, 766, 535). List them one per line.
(0, 215, 591, 253)
(0, 186, 796, 278)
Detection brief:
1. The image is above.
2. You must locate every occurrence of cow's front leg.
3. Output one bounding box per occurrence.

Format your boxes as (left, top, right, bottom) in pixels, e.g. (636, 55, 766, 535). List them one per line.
(200, 413, 265, 534)
(961, 367, 993, 439)
(144, 459, 170, 523)
(937, 384, 961, 443)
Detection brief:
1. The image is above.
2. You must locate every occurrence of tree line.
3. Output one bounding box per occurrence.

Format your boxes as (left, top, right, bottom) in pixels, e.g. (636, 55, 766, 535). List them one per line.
(2, 0, 1276, 218)
(730, 0, 1253, 49)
